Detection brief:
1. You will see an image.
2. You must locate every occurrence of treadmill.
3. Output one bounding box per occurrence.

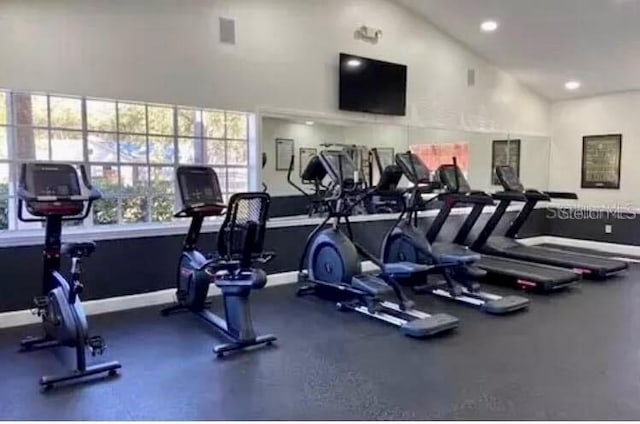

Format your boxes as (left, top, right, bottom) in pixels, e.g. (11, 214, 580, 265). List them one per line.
(475, 165, 628, 279)
(427, 161, 580, 292)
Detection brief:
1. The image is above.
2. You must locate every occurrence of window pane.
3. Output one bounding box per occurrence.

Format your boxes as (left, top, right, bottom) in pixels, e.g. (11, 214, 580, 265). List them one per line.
(0, 92, 6, 125)
(122, 196, 148, 223)
(226, 112, 247, 139)
(149, 136, 175, 164)
(93, 198, 118, 225)
(0, 198, 8, 230)
(119, 134, 146, 163)
(178, 138, 199, 164)
(151, 196, 174, 222)
(88, 132, 117, 162)
(0, 163, 9, 197)
(204, 139, 224, 165)
(227, 168, 248, 193)
(213, 167, 227, 192)
(87, 99, 116, 132)
(51, 130, 83, 161)
(148, 106, 174, 135)
(150, 166, 174, 194)
(91, 165, 119, 195)
(16, 127, 49, 160)
(0, 127, 7, 159)
(14, 93, 48, 127)
(227, 140, 247, 165)
(177, 108, 201, 137)
(121, 165, 149, 194)
(118, 102, 146, 134)
(203, 110, 224, 138)
(50, 96, 81, 129)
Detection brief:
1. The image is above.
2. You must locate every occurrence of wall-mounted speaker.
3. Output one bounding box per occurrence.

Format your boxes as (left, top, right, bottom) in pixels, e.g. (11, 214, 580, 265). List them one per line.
(219, 17, 236, 45)
(467, 69, 476, 87)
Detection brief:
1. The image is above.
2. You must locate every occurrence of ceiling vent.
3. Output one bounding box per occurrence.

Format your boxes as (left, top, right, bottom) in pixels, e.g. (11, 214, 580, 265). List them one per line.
(219, 17, 236, 45)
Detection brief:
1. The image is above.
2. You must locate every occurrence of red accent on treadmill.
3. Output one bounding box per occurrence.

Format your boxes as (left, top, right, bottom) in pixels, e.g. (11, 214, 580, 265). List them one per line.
(572, 268, 592, 274)
(517, 279, 537, 288)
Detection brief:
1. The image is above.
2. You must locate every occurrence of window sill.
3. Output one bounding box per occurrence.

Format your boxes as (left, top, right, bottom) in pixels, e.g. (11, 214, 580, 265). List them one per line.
(0, 204, 534, 248)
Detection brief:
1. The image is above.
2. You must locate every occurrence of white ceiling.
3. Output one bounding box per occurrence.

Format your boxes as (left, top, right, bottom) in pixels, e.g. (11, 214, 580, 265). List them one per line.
(396, 0, 640, 100)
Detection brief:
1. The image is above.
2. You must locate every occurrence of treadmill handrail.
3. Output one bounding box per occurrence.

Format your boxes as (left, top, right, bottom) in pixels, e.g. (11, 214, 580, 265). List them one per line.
(492, 191, 527, 202)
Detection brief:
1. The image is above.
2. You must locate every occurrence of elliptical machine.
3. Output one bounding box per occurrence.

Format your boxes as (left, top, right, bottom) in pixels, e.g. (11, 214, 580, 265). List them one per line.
(161, 166, 277, 357)
(382, 152, 529, 314)
(293, 150, 459, 337)
(18, 162, 121, 389)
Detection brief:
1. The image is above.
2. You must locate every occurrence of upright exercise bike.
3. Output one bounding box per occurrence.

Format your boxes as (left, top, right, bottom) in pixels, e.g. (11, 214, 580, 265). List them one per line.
(293, 150, 459, 337)
(18, 162, 121, 388)
(162, 166, 277, 357)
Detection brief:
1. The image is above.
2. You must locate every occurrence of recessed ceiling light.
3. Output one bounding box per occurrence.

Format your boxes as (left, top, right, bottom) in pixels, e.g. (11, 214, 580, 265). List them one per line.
(564, 80, 581, 90)
(346, 58, 362, 68)
(480, 20, 499, 32)
(305, 121, 315, 126)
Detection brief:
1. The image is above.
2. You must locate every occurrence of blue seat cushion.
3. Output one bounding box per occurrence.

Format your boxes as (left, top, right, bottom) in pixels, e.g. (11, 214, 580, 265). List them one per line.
(432, 242, 480, 264)
(383, 261, 430, 277)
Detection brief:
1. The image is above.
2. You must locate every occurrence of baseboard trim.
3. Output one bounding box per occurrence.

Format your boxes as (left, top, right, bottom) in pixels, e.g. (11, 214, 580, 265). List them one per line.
(0, 269, 300, 330)
(5, 235, 634, 330)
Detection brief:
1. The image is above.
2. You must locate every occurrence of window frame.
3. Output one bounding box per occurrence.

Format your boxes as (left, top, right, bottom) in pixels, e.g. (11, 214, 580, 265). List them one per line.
(0, 89, 252, 233)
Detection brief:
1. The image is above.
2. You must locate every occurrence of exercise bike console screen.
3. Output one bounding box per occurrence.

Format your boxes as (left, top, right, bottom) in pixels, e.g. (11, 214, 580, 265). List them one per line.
(495, 165, 524, 192)
(395, 153, 430, 184)
(29, 165, 81, 197)
(178, 167, 224, 207)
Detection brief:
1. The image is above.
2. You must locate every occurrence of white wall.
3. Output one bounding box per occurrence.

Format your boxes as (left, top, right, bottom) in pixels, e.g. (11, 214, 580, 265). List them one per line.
(0, 0, 549, 136)
(550, 91, 640, 206)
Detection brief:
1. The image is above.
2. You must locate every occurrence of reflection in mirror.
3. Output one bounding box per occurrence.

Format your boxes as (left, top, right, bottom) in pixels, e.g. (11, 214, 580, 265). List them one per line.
(260, 114, 550, 218)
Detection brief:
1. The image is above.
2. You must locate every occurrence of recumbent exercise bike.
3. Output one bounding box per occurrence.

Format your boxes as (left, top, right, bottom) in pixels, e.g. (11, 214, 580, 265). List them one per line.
(18, 162, 121, 389)
(162, 166, 277, 357)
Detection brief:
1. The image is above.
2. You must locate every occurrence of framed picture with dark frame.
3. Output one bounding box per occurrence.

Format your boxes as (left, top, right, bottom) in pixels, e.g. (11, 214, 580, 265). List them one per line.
(581, 134, 622, 189)
(275, 138, 294, 171)
(299, 147, 317, 178)
(491, 139, 521, 185)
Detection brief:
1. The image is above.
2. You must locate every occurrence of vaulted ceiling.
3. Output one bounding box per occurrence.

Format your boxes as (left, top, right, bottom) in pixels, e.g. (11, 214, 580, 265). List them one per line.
(396, 0, 640, 100)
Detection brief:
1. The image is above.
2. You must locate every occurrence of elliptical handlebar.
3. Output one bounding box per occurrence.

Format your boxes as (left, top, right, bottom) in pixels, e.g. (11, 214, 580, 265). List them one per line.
(173, 203, 227, 218)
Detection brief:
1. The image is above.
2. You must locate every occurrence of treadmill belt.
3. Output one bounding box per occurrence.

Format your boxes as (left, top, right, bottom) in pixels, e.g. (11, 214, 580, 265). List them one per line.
(478, 255, 579, 284)
(505, 245, 628, 273)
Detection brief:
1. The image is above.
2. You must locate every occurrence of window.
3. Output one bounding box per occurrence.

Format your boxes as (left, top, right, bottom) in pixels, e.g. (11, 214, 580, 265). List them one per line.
(0, 89, 251, 231)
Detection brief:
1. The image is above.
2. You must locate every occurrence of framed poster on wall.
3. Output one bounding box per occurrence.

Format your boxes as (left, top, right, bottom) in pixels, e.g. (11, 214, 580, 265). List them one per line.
(299, 147, 317, 178)
(275, 138, 294, 171)
(581, 134, 622, 189)
(491, 139, 521, 185)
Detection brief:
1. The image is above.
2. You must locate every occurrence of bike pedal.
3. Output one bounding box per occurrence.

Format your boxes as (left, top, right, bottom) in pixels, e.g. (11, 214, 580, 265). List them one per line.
(87, 336, 106, 356)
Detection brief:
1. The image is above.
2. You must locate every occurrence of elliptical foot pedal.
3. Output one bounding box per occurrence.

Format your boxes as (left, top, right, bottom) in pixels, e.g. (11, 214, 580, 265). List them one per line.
(88, 336, 106, 356)
(400, 313, 459, 338)
(481, 295, 529, 315)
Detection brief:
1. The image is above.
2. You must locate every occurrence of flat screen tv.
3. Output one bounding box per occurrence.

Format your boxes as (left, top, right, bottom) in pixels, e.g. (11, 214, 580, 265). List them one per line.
(339, 53, 407, 116)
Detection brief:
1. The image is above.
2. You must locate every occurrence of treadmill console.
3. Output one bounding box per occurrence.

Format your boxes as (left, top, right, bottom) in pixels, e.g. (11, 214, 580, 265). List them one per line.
(435, 164, 471, 193)
(395, 153, 431, 184)
(177, 166, 224, 209)
(495, 165, 524, 192)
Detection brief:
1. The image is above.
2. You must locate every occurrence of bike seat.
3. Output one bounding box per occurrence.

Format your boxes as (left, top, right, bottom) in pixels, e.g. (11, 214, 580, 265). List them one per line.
(61, 241, 96, 258)
(215, 269, 268, 290)
(432, 242, 480, 264)
(383, 262, 431, 277)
